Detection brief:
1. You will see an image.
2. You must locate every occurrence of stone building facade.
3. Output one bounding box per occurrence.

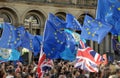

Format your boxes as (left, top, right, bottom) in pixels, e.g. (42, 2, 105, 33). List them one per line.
(0, 0, 114, 55)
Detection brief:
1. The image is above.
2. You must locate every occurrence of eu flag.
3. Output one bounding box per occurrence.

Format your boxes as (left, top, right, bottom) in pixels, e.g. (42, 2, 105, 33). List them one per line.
(96, 0, 120, 35)
(60, 47, 76, 61)
(59, 29, 76, 61)
(64, 29, 76, 52)
(48, 13, 67, 29)
(0, 23, 21, 49)
(20, 31, 34, 52)
(66, 13, 81, 30)
(43, 20, 66, 59)
(32, 35, 42, 56)
(81, 15, 112, 44)
(17, 26, 42, 56)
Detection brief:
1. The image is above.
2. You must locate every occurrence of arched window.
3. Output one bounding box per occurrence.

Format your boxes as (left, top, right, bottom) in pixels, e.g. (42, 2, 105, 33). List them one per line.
(0, 8, 18, 25)
(24, 15, 41, 27)
(1, 13, 12, 23)
(24, 11, 46, 35)
(0, 11, 13, 24)
(55, 12, 66, 21)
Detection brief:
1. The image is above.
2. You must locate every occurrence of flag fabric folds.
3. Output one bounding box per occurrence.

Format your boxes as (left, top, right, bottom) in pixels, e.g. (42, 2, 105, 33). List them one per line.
(32, 35, 42, 56)
(81, 15, 112, 44)
(48, 13, 67, 29)
(20, 31, 34, 52)
(60, 29, 80, 61)
(0, 23, 21, 49)
(37, 47, 53, 78)
(75, 57, 98, 72)
(17, 26, 42, 55)
(75, 40, 102, 72)
(20, 30, 41, 55)
(8, 49, 20, 61)
(96, 0, 120, 35)
(43, 20, 66, 59)
(0, 48, 20, 61)
(60, 47, 76, 61)
(66, 13, 81, 30)
(79, 40, 102, 65)
(37, 47, 46, 78)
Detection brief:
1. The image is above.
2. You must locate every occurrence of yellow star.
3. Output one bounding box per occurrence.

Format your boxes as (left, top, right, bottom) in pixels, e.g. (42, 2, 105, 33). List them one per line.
(14, 28, 16, 30)
(8, 40, 10, 42)
(17, 38, 19, 40)
(60, 31, 62, 34)
(55, 37, 57, 39)
(106, 13, 108, 16)
(88, 32, 91, 34)
(57, 40, 60, 43)
(86, 28, 89, 31)
(51, 51, 53, 53)
(118, 7, 120, 11)
(60, 42, 63, 44)
(48, 53, 50, 56)
(14, 41, 17, 44)
(9, 36, 12, 39)
(18, 34, 21, 37)
(92, 34, 95, 37)
(92, 20, 94, 22)
(88, 20, 90, 23)
(54, 32, 57, 35)
(7, 43, 10, 45)
(10, 28, 12, 30)
(96, 27, 99, 30)
(98, 22, 101, 25)
(110, 7, 112, 10)
(32, 47, 34, 50)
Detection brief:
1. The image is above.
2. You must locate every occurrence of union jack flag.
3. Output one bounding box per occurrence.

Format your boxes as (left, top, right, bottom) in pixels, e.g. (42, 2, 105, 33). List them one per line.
(79, 40, 102, 65)
(37, 47, 54, 78)
(75, 40, 102, 72)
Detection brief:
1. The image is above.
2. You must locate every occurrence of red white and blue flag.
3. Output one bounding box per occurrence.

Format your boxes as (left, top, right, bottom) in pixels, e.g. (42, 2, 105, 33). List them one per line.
(75, 40, 103, 72)
(37, 47, 54, 78)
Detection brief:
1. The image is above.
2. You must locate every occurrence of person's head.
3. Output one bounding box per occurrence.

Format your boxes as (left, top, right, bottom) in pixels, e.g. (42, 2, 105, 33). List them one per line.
(15, 73, 22, 78)
(74, 70, 80, 77)
(116, 68, 120, 77)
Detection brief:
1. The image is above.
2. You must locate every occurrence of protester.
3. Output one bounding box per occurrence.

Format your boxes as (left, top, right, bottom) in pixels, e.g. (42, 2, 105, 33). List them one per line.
(0, 59, 120, 78)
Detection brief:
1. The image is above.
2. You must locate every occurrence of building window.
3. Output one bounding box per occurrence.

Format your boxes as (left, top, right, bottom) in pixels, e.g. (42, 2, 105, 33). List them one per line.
(24, 15, 41, 27)
(55, 12, 66, 21)
(0, 12, 12, 24)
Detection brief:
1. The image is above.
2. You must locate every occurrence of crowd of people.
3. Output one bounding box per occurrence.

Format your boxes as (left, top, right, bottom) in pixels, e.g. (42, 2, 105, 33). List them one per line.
(0, 59, 120, 78)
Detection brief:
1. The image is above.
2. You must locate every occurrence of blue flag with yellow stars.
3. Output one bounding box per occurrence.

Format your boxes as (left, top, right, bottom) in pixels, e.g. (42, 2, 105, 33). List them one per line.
(32, 35, 42, 56)
(96, 0, 120, 35)
(64, 29, 76, 52)
(60, 29, 76, 61)
(43, 20, 66, 59)
(66, 13, 81, 30)
(60, 46, 76, 61)
(48, 13, 67, 29)
(17, 26, 42, 56)
(81, 15, 112, 44)
(20, 31, 35, 52)
(0, 23, 21, 49)
(20, 31, 41, 56)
